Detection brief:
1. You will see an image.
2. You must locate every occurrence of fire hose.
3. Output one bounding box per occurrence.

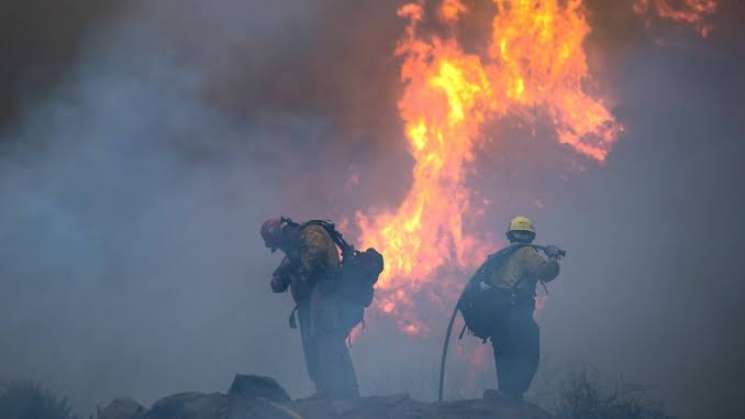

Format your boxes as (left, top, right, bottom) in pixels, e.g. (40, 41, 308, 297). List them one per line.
(438, 298, 461, 402)
(437, 244, 565, 402)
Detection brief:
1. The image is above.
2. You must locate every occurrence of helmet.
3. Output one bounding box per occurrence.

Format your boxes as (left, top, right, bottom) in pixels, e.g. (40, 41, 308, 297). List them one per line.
(507, 216, 536, 243)
(508, 216, 535, 234)
(261, 218, 284, 251)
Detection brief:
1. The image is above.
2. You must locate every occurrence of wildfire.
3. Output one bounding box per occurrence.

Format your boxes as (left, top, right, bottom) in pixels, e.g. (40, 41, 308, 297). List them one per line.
(357, 0, 621, 335)
(633, 0, 718, 37)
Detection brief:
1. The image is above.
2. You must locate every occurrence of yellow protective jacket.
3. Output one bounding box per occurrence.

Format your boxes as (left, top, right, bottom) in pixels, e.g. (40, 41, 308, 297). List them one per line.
(487, 245, 559, 293)
(271, 224, 340, 303)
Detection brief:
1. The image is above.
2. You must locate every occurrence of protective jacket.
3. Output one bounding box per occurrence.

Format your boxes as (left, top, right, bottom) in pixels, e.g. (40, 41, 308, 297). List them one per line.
(487, 245, 559, 295)
(271, 224, 340, 302)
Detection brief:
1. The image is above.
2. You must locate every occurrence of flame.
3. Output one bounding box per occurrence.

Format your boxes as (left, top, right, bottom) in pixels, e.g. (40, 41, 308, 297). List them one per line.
(440, 0, 468, 22)
(357, 1, 621, 335)
(633, 0, 718, 37)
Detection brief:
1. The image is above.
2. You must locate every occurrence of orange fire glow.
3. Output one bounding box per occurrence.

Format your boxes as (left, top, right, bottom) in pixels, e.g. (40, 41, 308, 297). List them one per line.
(634, 0, 718, 37)
(439, 0, 468, 22)
(357, 1, 622, 335)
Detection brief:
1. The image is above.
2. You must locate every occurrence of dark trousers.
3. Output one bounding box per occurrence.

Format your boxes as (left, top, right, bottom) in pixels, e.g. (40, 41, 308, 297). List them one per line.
(297, 297, 359, 399)
(491, 305, 540, 399)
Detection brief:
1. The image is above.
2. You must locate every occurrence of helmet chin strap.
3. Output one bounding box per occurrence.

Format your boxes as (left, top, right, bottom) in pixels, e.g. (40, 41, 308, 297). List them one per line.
(507, 231, 535, 243)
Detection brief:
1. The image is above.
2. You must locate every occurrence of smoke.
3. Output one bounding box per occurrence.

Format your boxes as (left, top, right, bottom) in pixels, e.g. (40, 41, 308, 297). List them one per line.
(0, 0, 403, 410)
(0, 1, 744, 419)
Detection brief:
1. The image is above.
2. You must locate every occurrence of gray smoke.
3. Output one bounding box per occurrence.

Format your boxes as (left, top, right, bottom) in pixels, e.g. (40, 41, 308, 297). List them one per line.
(0, 0, 389, 409)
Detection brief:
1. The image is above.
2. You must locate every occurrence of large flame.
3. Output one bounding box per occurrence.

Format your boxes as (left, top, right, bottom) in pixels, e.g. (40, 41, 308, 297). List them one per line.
(357, 0, 622, 335)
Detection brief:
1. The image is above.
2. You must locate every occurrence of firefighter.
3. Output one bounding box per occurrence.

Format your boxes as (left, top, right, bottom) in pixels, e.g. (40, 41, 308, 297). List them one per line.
(486, 216, 562, 400)
(260, 217, 359, 400)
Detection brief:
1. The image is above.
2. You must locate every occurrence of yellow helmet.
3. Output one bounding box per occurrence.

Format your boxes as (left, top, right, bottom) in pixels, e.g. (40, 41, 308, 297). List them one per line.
(508, 216, 535, 234)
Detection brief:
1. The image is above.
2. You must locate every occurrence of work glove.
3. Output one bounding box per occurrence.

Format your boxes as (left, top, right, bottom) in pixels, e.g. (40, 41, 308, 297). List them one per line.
(270, 272, 289, 293)
(544, 245, 566, 260)
(271, 263, 293, 292)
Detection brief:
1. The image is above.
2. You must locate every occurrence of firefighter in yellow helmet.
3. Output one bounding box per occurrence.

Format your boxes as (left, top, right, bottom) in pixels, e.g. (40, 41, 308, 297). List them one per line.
(488, 216, 562, 399)
(261, 217, 359, 399)
(495, 216, 560, 289)
(473, 216, 563, 400)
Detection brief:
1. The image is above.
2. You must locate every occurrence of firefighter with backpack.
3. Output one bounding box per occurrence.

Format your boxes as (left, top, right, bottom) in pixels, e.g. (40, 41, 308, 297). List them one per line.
(260, 217, 383, 400)
(439, 216, 565, 401)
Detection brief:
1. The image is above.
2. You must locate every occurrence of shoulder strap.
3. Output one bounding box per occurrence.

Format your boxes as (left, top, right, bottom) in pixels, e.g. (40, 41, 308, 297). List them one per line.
(300, 219, 355, 256)
(471, 243, 538, 290)
(485, 243, 531, 275)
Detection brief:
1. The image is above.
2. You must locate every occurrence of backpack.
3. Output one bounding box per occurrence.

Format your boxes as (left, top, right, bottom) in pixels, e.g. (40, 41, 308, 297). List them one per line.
(304, 220, 384, 330)
(300, 220, 384, 330)
(457, 244, 530, 340)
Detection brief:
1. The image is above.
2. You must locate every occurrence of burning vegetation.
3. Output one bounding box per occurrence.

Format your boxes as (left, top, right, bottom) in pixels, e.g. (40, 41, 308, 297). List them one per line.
(353, 0, 718, 336)
(356, 0, 624, 335)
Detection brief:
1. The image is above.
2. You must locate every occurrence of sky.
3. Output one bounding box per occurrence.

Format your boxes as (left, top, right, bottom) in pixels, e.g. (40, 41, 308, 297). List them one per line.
(0, 1, 743, 418)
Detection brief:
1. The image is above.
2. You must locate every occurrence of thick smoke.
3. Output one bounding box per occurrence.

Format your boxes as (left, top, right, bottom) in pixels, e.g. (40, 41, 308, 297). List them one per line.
(0, 0, 402, 410)
(0, 1, 743, 419)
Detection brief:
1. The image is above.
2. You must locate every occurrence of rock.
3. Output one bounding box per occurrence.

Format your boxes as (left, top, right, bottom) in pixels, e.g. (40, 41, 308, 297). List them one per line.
(146, 392, 228, 419)
(139, 392, 552, 419)
(227, 374, 291, 403)
(435, 398, 553, 419)
(483, 388, 522, 403)
(227, 397, 303, 419)
(287, 394, 552, 419)
(106, 375, 553, 419)
(98, 398, 146, 419)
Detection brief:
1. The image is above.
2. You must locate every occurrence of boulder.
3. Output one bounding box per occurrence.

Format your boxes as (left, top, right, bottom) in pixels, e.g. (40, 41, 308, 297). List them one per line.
(286, 393, 553, 419)
(145, 392, 228, 419)
(98, 398, 146, 419)
(227, 397, 304, 419)
(103, 375, 554, 419)
(433, 398, 553, 419)
(290, 394, 417, 419)
(227, 374, 290, 403)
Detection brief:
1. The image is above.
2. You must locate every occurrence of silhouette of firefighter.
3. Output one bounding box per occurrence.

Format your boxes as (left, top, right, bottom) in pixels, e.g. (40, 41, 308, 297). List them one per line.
(443, 216, 564, 401)
(260, 217, 383, 400)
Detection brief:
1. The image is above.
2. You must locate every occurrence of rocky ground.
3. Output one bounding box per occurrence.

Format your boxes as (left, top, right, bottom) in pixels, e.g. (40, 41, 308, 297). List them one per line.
(97, 374, 553, 419)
